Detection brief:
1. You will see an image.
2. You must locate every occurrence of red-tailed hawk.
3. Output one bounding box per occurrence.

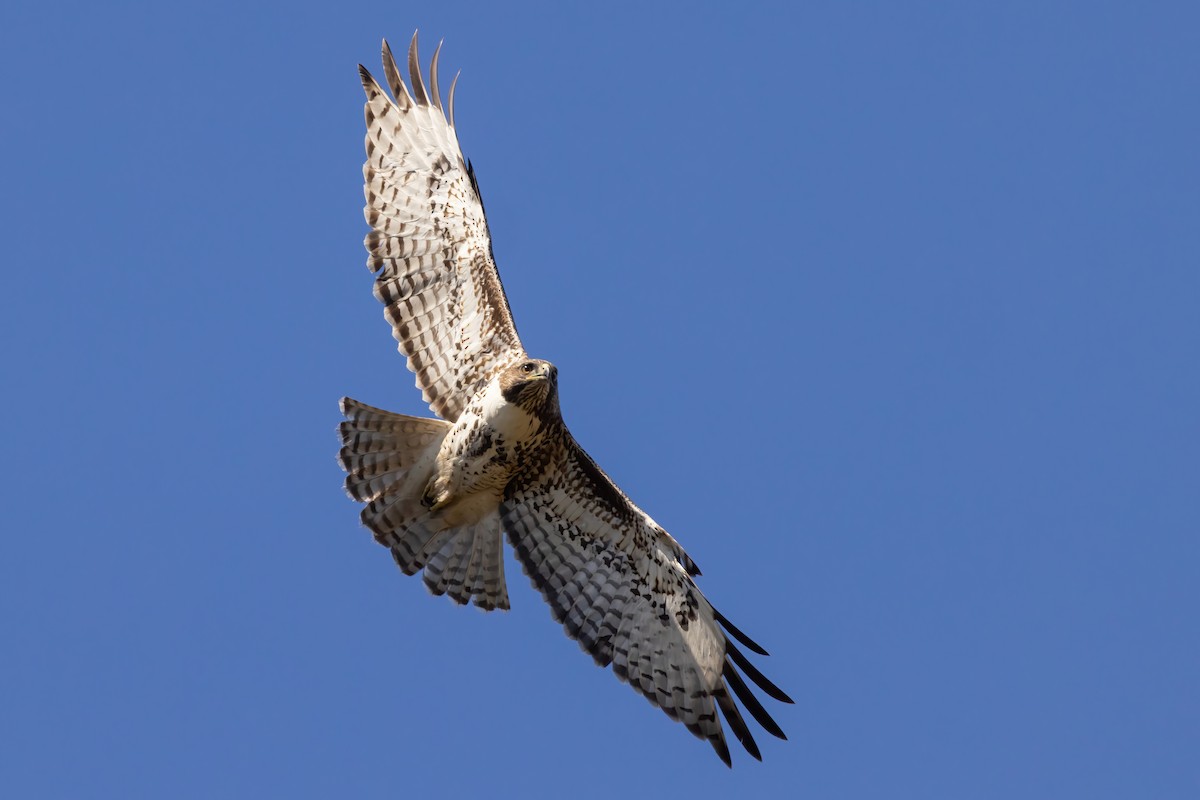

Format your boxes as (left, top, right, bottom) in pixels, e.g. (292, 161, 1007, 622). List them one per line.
(339, 33, 792, 766)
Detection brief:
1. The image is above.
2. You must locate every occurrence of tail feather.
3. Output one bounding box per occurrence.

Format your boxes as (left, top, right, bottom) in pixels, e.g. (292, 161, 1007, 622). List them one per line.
(339, 396, 509, 611)
(365, 492, 443, 559)
(342, 455, 413, 503)
(422, 512, 510, 610)
(340, 397, 432, 433)
(424, 528, 470, 589)
(473, 527, 509, 610)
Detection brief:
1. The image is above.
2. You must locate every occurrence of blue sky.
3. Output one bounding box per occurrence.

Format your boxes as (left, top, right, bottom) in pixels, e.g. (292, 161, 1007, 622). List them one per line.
(3, 1, 1198, 797)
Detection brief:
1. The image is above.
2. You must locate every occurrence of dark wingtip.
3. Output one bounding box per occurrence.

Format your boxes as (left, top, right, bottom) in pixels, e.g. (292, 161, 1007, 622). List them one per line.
(713, 607, 769, 656)
(711, 735, 732, 768)
(724, 661, 788, 741)
(726, 640, 794, 705)
(715, 684, 763, 762)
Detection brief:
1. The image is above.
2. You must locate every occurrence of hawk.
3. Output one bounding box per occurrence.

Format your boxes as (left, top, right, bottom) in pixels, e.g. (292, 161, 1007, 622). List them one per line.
(339, 33, 793, 766)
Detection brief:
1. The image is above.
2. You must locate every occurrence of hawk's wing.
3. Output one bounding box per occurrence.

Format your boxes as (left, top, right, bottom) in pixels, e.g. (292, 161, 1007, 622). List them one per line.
(500, 434, 793, 766)
(359, 35, 525, 422)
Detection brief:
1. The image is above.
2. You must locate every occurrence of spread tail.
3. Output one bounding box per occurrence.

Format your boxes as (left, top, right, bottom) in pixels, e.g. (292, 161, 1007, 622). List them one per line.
(338, 397, 510, 610)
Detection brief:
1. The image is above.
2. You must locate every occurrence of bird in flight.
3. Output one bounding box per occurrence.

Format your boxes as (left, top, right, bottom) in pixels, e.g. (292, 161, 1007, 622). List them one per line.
(339, 33, 792, 766)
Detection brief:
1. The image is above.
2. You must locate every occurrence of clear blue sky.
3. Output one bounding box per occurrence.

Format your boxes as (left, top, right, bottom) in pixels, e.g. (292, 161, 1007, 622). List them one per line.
(3, 1, 1197, 797)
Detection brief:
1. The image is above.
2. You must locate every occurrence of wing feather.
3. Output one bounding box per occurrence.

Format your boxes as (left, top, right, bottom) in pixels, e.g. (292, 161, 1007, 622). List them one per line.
(360, 34, 525, 421)
(379, 41, 411, 108)
(447, 71, 461, 128)
(406, 31, 429, 106)
(428, 39, 444, 111)
(500, 434, 790, 765)
(712, 606, 770, 655)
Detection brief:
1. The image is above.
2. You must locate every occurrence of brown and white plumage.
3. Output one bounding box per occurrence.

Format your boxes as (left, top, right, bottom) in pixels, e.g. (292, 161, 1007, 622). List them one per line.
(360, 38, 524, 422)
(339, 33, 792, 766)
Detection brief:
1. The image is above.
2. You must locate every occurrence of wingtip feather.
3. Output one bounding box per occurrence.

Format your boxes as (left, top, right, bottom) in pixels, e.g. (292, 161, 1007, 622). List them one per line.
(711, 733, 733, 768)
(408, 30, 429, 105)
(715, 684, 763, 762)
(725, 640, 794, 705)
(713, 607, 769, 655)
(380, 38, 412, 107)
(357, 64, 376, 93)
(448, 70, 461, 128)
(429, 39, 444, 112)
(724, 661, 788, 741)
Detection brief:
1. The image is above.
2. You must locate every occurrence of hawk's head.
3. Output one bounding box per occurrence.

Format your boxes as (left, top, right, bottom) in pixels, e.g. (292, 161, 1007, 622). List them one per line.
(500, 358, 559, 416)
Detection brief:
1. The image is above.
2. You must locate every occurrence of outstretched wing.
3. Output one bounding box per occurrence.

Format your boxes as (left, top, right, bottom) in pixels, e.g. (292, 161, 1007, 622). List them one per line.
(500, 434, 794, 766)
(360, 34, 525, 422)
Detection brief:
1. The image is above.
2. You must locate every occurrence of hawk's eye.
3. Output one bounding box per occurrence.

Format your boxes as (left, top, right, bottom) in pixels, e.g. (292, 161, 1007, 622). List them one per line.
(522, 363, 535, 374)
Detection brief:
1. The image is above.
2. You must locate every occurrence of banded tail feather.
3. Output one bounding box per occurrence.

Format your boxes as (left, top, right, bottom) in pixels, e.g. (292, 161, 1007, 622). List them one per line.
(339, 397, 509, 610)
